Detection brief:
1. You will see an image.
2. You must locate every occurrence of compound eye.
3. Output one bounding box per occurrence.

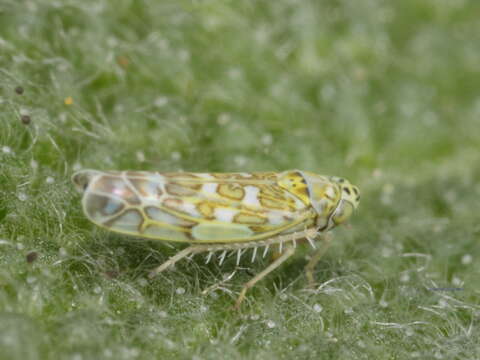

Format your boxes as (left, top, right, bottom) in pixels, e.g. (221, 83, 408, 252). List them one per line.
(332, 201, 354, 225)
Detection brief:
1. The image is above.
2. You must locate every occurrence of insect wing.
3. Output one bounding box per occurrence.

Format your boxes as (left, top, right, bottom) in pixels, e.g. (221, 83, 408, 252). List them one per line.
(78, 171, 315, 243)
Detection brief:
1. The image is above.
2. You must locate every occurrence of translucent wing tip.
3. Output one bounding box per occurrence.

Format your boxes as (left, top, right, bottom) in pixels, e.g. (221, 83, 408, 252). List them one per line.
(71, 169, 100, 193)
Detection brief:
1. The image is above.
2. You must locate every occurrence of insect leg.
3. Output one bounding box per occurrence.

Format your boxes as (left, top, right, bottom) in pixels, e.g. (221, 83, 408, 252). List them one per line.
(304, 233, 332, 288)
(148, 245, 205, 278)
(234, 245, 295, 310)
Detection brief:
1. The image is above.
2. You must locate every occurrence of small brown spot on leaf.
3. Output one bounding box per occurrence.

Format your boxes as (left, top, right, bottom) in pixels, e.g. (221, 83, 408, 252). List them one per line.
(117, 55, 130, 68)
(21, 115, 31, 125)
(104, 270, 119, 279)
(15, 86, 24, 95)
(26, 251, 38, 263)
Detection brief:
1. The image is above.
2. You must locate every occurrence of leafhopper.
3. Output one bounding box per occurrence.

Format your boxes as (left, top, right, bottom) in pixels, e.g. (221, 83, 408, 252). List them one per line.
(72, 170, 360, 308)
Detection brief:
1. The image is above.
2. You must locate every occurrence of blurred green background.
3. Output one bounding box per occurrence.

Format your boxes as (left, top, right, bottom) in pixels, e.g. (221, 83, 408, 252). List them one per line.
(0, 0, 479, 359)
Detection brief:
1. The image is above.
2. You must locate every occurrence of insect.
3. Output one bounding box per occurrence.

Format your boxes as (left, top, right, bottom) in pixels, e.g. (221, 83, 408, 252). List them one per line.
(72, 169, 360, 308)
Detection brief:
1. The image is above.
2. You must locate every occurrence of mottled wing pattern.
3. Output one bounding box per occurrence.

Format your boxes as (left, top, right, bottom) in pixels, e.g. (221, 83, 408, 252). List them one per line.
(80, 170, 318, 243)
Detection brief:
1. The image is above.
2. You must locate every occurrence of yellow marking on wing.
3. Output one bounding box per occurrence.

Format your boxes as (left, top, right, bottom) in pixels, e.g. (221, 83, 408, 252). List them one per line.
(234, 212, 267, 224)
(258, 186, 287, 202)
(278, 170, 311, 206)
(197, 201, 215, 218)
(217, 183, 245, 200)
(258, 196, 292, 210)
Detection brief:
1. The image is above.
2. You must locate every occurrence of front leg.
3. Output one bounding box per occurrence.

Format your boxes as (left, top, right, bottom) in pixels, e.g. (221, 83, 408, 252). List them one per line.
(304, 233, 332, 288)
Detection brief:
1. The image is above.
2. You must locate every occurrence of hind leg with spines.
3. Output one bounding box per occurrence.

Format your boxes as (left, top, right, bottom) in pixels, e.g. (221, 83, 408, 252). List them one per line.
(234, 245, 295, 310)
